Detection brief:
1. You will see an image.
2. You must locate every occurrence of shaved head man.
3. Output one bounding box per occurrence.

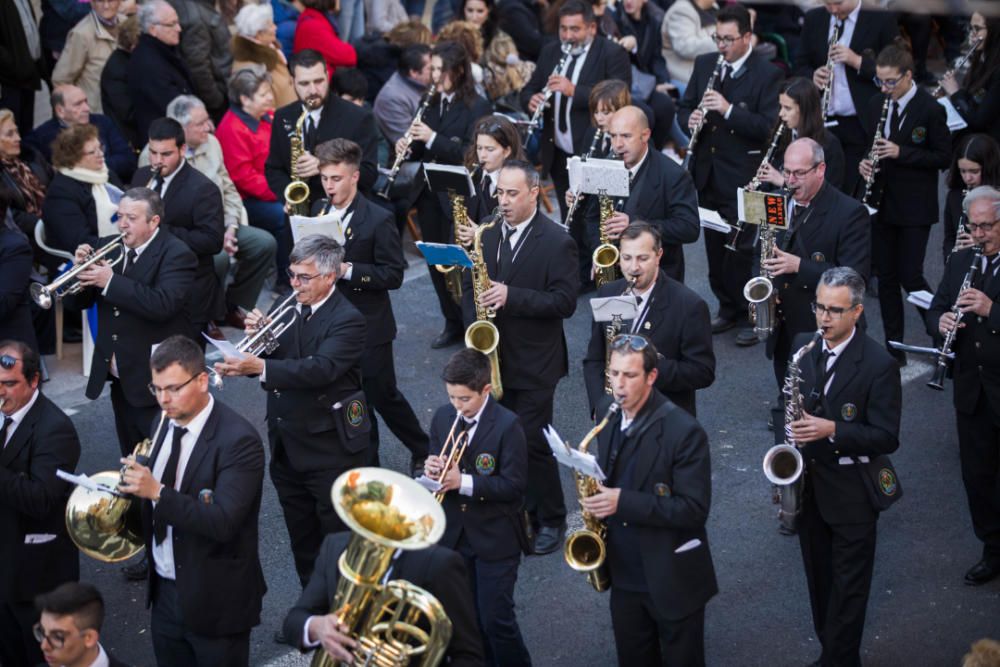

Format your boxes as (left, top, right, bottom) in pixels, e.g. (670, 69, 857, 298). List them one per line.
(609, 105, 651, 170)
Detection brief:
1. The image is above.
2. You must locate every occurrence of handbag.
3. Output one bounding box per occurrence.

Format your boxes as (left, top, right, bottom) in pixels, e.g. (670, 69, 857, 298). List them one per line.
(852, 454, 903, 512)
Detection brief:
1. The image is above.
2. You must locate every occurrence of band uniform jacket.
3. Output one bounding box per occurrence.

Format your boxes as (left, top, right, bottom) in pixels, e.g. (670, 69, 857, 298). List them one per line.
(261, 288, 368, 469)
(468, 166, 498, 225)
(677, 50, 783, 206)
(766, 182, 871, 359)
(265, 94, 379, 204)
(583, 270, 715, 417)
(0, 228, 38, 354)
(430, 397, 528, 561)
(791, 330, 901, 525)
(0, 393, 81, 604)
(283, 532, 486, 666)
(460, 210, 579, 391)
(595, 389, 718, 621)
(64, 229, 197, 408)
(518, 36, 631, 176)
(133, 162, 225, 325)
(141, 400, 267, 637)
(859, 86, 951, 225)
(581, 148, 700, 282)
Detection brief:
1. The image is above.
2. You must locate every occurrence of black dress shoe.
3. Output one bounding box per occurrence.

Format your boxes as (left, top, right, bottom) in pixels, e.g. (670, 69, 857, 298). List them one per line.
(964, 559, 1000, 585)
(274, 629, 289, 645)
(735, 328, 759, 347)
(532, 524, 566, 555)
(122, 557, 148, 581)
(710, 316, 738, 334)
(431, 329, 463, 349)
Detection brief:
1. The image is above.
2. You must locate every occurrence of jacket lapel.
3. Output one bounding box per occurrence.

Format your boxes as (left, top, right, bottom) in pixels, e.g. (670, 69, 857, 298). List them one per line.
(636, 271, 670, 333)
(624, 153, 660, 217)
(824, 331, 864, 406)
(179, 403, 219, 494)
(126, 226, 167, 284)
(467, 397, 498, 457)
(0, 395, 42, 468)
(626, 393, 671, 489)
(500, 212, 545, 283)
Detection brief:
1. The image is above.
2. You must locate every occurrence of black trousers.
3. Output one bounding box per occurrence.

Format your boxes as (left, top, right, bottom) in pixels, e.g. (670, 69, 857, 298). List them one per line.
(500, 386, 566, 527)
(700, 186, 751, 323)
(828, 115, 866, 195)
(956, 392, 1000, 563)
(871, 221, 931, 347)
(416, 189, 464, 334)
(110, 378, 161, 457)
(609, 588, 706, 666)
(0, 599, 43, 667)
(362, 341, 429, 463)
(798, 487, 877, 667)
(151, 577, 250, 667)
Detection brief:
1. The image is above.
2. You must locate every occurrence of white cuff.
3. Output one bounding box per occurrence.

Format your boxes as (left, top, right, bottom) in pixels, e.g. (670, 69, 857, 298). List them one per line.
(459, 473, 474, 496)
(723, 104, 733, 120)
(426, 132, 438, 149)
(259, 362, 266, 384)
(303, 616, 321, 649)
(343, 263, 353, 281)
(101, 275, 113, 296)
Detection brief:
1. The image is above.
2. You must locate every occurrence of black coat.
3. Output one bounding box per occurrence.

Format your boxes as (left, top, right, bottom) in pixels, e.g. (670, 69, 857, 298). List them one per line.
(283, 532, 486, 666)
(266, 94, 379, 205)
(0, 228, 38, 354)
(100, 48, 140, 149)
(468, 166, 499, 224)
(24, 115, 136, 183)
(127, 34, 195, 140)
(0, 0, 43, 91)
(460, 211, 579, 391)
(595, 389, 718, 621)
(430, 397, 527, 561)
(496, 0, 547, 63)
(262, 288, 367, 469)
(411, 93, 493, 167)
(941, 188, 965, 261)
(584, 271, 715, 417)
(64, 228, 197, 407)
(614, 2, 669, 84)
(0, 393, 81, 604)
(950, 68, 1000, 144)
(1, 145, 52, 243)
(42, 171, 123, 255)
(141, 399, 266, 636)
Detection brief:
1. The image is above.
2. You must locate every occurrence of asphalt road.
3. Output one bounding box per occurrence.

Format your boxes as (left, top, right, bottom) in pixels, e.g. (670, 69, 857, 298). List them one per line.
(54, 215, 999, 667)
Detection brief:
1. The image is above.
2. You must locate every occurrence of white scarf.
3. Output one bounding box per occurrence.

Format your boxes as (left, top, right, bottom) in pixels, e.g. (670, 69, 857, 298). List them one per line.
(58, 165, 120, 237)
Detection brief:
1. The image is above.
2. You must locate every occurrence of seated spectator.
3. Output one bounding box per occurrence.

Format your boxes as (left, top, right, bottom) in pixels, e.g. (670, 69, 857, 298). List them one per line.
(592, 0, 622, 41)
(482, 31, 535, 108)
(216, 67, 293, 288)
(357, 20, 433, 108)
(0, 109, 53, 247)
(51, 0, 123, 114)
(438, 21, 487, 94)
(100, 15, 141, 150)
(334, 68, 369, 106)
(233, 2, 297, 108)
(462, 0, 503, 52)
(661, 0, 718, 94)
(24, 84, 136, 182)
(0, 188, 38, 355)
(170, 0, 233, 122)
(374, 44, 432, 145)
(293, 0, 358, 76)
(42, 124, 122, 256)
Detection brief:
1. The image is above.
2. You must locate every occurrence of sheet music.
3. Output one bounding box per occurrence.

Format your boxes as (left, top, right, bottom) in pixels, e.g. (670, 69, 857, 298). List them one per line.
(543, 425, 606, 481)
(568, 157, 629, 197)
(290, 212, 346, 244)
(699, 207, 731, 233)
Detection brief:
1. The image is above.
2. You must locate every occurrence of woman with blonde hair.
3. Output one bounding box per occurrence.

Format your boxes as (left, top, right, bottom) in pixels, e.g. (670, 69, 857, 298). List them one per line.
(482, 32, 535, 106)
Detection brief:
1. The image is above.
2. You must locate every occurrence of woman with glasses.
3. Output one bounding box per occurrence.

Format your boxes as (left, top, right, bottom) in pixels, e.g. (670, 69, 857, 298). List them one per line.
(942, 133, 1000, 261)
(938, 13, 1000, 143)
(465, 114, 524, 224)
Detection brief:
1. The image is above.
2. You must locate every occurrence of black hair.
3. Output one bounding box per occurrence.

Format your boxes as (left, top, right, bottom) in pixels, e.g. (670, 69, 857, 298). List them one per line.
(716, 3, 751, 36)
(441, 348, 492, 392)
(0, 339, 40, 384)
(148, 117, 185, 147)
(399, 44, 431, 76)
(150, 334, 205, 378)
(289, 48, 328, 78)
(315, 137, 363, 170)
(432, 40, 478, 104)
(778, 77, 828, 147)
(35, 582, 105, 633)
(620, 221, 662, 251)
(333, 68, 368, 101)
(609, 335, 659, 373)
(464, 114, 525, 169)
(948, 133, 1000, 191)
(558, 0, 595, 24)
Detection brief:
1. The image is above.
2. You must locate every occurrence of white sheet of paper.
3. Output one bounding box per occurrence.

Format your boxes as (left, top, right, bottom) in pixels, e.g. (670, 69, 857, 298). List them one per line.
(543, 425, 606, 482)
(203, 333, 246, 360)
(937, 96, 968, 132)
(699, 207, 731, 233)
(415, 475, 443, 493)
(590, 295, 639, 323)
(568, 157, 630, 197)
(290, 213, 347, 245)
(907, 290, 933, 309)
(56, 469, 116, 494)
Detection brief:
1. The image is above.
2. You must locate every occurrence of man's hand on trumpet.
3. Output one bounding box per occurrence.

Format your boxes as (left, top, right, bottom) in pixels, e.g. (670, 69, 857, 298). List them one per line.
(213, 353, 265, 379)
(72, 243, 114, 289)
(424, 454, 461, 492)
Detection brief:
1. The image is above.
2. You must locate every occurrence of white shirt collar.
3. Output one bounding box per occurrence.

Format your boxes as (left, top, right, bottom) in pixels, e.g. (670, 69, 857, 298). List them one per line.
(129, 226, 160, 260)
(303, 283, 336, 316)
(726, 44, 753, 77)
(505, 207, 538, 232)
(823, 326, 856, 360)
(87, 643, 111, 667)
(893, 80, 918, 115)
(3, 388, 39, 446)
(171, 393, 215, 442)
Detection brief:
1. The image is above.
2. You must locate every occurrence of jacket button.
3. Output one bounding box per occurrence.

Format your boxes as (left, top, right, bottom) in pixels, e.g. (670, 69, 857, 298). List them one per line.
(273, 390, 280, 397)
(111, 334, 118, 341)
(113, 308, 120, 317)
(976, 341, 982, 349)
(622, 521, 628, 527)
(460, 503, 468, 512)
(710, 146, 716, 153)
(276, 416, 283, 422)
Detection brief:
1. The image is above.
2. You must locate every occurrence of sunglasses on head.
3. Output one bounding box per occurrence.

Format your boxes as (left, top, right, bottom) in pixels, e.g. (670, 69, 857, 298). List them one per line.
(0, 354, 18, 370)
(609, 334, 649, 351)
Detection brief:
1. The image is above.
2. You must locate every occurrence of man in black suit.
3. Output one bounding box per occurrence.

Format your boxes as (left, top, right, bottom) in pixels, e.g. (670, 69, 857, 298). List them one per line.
(0, 220, 38, 354)
(794, 0, 899, 192)
(859, 43, 951, 366)
(133, 117, 225, 343)
(582, 337, 717, 666)
(283, 531, 485, 665)
(788, 267, 901, 667)
(424, 349, 531, 666)
(118, 335, 266, 665)
(926, 186, 1000, 586)
(677, 3, 782, 346)
(584, 222, 715, 418)
(312, 139, 429, 472)
(214, 234, 367, 587)
(582, 106, 700, 283)
(0, 341, 82, 667)
(35, 582, 132, 667)
(66, 187, 197, 457)
(461, 159, 579, 555)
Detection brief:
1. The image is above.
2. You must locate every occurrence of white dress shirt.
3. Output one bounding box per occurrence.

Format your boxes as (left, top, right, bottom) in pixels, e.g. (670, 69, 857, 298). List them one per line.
(828, 3, 861, 117)
(2, 388, 39, 448)
(554, 40, 594, 154)
(457, 395, 492, 496)
(721, 45, 753, 120)
(883, 81, 917, 139)
(148, 159, 186, 198)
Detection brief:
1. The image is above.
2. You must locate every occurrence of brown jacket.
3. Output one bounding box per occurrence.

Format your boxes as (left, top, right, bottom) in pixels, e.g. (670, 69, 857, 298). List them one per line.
(52, 11, 118, 113)
(231, 35, 296, 109)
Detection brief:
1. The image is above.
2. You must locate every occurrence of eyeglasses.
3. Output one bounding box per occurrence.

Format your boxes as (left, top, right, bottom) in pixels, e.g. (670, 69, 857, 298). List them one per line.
(711, 34, 741, 46)
(811, 302, 858, 318)
(0, 354, 18, 370)
(286, 269, 329, 284)
(873, 76, 906, 89)
(781, 164, 820, 180)
(147, 373, 200, 397)
(33, 623, 83, 649)
(609, 334, 649, 351)
(967, 220, 999, 233)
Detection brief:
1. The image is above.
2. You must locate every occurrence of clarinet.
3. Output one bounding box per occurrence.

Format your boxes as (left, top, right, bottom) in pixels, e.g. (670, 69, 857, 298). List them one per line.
(861, 95, 891, 209)
(725, 123, 786, 252)
(378, 83, 436, 199)
(525, 42, 575, 137)
(928, 245, 984, 390)
(682, 54, 725, 171)
(949, 189, 971, 255)
(820, 22, 842, 124)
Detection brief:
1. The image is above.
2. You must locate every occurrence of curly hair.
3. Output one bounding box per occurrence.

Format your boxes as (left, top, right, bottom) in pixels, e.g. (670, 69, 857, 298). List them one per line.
(438, 21, 484, 63)
(51, 124, 100, 169)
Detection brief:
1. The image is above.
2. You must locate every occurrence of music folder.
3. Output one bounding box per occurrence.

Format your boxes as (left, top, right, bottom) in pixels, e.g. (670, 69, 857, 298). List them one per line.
(416, 242, 473, 269)
(423, 163, 475, 199)
(568, 157, 629, 197)
(589, 295, 639, 323)
(737, 188, 789, 229)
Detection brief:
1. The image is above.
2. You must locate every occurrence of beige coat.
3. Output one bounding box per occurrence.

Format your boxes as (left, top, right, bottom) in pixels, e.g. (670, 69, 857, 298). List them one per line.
(661, 0, 717, 86)
(231, 35, 297, 110)
(52, 12, 118, 114)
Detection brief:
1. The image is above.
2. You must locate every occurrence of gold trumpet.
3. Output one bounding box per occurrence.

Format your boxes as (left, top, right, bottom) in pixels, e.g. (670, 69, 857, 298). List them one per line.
(284, 106, 311, 215)
(31, 234, 126, 309)
(464, 209, 503, 400)
(208, 291, 300, 389)
(433, 414, 470, 502)
(592, 194, 620, 288)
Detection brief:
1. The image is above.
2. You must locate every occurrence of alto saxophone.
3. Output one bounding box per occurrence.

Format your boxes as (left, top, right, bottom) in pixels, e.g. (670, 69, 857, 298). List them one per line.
(928, 245, 983, 390)
(861, 94, 891, 209)
(593, 194, 621, 288)
(682, 53, 725, 171)
(820, 22, 842, 123)
(743, 217, 777, 338)
(464, 209, 503, 399)
(726, 122, 786, 252)
(434, 193, 468, 305)
(604, 277, 637, 394)
(284, 106, 311, 215)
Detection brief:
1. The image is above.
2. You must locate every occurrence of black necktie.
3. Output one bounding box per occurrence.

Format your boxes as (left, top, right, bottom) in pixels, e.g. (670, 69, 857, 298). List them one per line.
(441, 97, 451, 117)
(818, 350, 836, 395)
(151, 174, 164, 197)
(558, 54, 580, 133)
(835, 20, 844, 41)
(887, 101, 899, 138)
(154, 426, 187, 544)
(124, 249, 138, 273)
(721, 63, 731, 82)
(607, 420, 626, 482)
(498, 226, 514, 276)
(305, 116, 317, 152)
(482, 174, 492, 197)
(0, 415, 13, 448)
(461, 418, 476, 433)
(301, 304, 313, 322)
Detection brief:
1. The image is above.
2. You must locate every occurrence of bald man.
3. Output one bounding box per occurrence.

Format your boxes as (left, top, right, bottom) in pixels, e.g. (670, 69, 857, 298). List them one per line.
(582, 105, 699, 282)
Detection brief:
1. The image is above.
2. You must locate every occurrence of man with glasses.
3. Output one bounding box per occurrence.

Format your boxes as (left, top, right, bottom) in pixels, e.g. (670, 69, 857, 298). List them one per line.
(787, 266, 900, 667)
(677, 3, 782, 347)
(119, 334, 265, 665)
(581, 334, 717, 666)
(926, 186, 1000, 586)
(0, 340, 82, 667)
(214, 234, 367, 594)
(859, 42, 950, 367)
(128, 0, 194, 139)
(34, 582, 131, 667)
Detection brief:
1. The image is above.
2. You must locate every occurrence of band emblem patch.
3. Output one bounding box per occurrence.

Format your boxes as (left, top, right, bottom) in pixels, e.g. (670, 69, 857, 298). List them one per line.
(878, 468, 898, 496)
(475, 453, 496, 475)
(347, 400, 365, 427)
(841, 403, 857, 421)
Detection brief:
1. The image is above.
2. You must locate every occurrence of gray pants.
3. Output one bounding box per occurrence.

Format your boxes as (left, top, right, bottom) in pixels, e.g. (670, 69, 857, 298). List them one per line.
(212, 226, 277, 312)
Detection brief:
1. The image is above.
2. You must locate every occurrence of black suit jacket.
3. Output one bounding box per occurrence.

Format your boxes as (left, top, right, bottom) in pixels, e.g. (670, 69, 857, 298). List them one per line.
(283, 532, 486, 666)
(792, 329, 901, 525)
(127, 34, 195, 140)
(582, 149, 700, 282)
(860, 87, 951, 225)
(266, 94, 379, 204)
(584, 271, 715, 417)
(519, 37, 631, 174)
(65, 229, 197, 407)
(595, 390, 718, 621)
(41, 171, 123, 254)
(0, 229, 38, 354)
(0, 393, 81, 604)
(496, 0, 546, 63)
(142, 399, 266, 637)
(677, 50, 782, 208)
(468, 166, 498, 224)
(430, 397, 527, 560)
(24, 115, 136, 183)
(950, 69, 1000, 143)
(263, 288, 367, 468)
(766, 183, 870, 358)
(461, 211, 579, 391)
(133, 162, 225, 324)
(793, 7, 899, 119)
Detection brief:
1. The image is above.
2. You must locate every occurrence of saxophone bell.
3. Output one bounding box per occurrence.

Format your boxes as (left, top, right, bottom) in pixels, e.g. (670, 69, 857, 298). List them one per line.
(744, 276, 775, 337)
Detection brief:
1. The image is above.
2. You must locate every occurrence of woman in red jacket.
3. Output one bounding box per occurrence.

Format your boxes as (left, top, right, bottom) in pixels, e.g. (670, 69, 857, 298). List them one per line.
(293, 0, 357, 76)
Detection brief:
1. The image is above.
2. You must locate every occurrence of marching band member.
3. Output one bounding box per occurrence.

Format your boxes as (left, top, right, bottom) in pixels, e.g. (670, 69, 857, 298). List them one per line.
(937, 12, 1000, 143)
(34, 582, 132, 667)
(583, 222, 714, 417)
(461, 159, 578, 555)
(941, 133, 1000, 261)
(424, 349, 531, 666)
(466, 115, 525, 225)
(582, 335, 717, 666)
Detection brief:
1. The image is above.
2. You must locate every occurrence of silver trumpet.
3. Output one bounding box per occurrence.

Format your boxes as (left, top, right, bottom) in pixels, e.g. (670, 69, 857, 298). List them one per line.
(208, 291, 300, 389)
(31, 234, 126, 309)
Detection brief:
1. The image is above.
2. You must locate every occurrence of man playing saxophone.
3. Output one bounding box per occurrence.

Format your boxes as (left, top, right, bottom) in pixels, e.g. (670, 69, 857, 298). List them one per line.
(581, 335, 717, 666)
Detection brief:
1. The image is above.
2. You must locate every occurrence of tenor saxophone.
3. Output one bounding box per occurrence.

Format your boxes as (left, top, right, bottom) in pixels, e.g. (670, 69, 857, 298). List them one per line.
(592, 194, 621, 288)
(464, 209, 503, 399)
(284, 106, 311, 215)
(434, 193, 468, 305)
